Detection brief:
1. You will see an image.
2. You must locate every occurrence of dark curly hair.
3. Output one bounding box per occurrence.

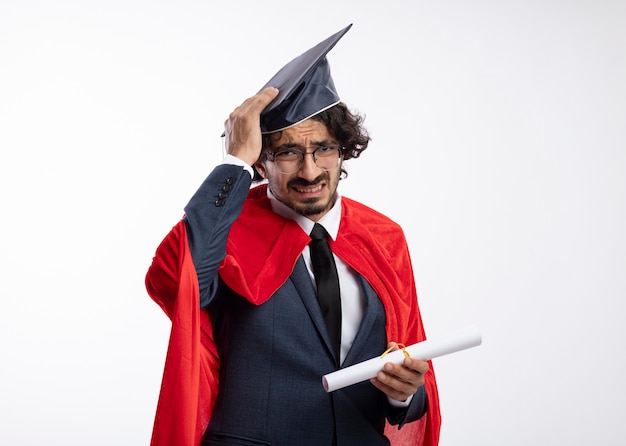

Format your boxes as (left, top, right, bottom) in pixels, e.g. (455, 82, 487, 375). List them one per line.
(254, 102, 370, 181)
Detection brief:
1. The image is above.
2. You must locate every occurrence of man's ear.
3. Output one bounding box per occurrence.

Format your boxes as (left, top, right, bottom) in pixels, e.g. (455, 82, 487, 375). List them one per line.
(254, 161, 266, 179)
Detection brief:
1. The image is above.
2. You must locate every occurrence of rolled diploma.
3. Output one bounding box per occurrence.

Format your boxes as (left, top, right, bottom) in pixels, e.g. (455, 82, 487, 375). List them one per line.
(322, 325, 482, 393)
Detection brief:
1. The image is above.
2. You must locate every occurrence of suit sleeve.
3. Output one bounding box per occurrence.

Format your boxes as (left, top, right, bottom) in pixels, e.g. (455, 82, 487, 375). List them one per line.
(386, 385, 428, 427)
(183, 164, 252, 308)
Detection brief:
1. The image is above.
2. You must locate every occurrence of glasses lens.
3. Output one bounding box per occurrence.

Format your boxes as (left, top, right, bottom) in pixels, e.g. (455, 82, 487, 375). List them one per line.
(273, 149, 301, 173)
(314, 146, 340, 170)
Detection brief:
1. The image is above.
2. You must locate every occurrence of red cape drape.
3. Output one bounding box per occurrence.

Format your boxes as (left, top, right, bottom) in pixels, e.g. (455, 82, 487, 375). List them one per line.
(145, 184, 441, 446)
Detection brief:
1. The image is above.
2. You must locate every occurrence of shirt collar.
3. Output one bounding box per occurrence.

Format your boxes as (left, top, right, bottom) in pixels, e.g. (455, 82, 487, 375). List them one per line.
(266, 187, 342, 240)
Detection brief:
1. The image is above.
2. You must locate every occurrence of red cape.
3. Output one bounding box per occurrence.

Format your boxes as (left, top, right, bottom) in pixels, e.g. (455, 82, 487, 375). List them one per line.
(146, 184, 441, 446)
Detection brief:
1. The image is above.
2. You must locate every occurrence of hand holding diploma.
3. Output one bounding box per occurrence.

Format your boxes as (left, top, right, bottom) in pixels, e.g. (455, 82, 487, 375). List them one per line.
(369, 342, 431, 403)
(322, 325, 482, 393)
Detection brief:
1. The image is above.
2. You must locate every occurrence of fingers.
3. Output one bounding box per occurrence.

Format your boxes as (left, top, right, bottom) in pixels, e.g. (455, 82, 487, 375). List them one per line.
(223, 87, 280, 165)
(369, 357, 429, 402)
(257, 86, 280, 107)
(225, 87, 279, 126)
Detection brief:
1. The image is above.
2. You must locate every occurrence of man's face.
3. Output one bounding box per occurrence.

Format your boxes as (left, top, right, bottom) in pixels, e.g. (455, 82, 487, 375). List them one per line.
(256, 119, 343, 222)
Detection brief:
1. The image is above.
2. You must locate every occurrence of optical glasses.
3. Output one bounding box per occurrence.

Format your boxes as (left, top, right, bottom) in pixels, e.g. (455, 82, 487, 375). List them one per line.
(265, 145, 344, 174)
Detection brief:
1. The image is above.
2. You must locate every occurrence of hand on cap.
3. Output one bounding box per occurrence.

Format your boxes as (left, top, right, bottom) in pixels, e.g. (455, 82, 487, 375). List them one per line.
(223, 87, 279, 166)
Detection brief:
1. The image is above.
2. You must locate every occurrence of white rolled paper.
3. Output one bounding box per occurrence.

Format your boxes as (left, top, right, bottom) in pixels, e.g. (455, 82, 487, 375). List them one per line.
(322, 325, 482, 392)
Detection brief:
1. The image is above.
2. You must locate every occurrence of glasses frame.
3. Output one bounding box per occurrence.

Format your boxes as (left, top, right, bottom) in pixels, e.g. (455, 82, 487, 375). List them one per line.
(265, 145, 345, 174)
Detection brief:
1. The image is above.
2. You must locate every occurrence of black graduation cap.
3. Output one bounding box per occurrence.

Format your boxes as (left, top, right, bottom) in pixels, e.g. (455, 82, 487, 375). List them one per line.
(252, 24, 352, 134)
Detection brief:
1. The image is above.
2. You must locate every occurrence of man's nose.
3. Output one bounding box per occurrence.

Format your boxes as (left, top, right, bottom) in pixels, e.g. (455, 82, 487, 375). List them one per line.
(297, 152, 322, 179)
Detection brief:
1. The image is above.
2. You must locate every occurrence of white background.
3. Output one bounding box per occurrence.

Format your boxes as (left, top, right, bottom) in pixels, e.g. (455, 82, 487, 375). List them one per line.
(1, 1, 625, 444)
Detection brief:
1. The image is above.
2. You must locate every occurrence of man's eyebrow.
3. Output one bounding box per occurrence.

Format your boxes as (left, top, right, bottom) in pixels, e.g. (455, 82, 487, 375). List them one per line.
(274, 139, 338, 150)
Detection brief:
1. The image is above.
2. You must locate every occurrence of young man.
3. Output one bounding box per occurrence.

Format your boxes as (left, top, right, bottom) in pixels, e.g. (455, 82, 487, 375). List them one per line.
(146, 24, 441, 446)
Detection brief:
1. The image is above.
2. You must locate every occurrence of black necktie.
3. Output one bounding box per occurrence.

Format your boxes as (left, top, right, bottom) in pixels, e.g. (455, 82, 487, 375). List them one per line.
(309, 223, 342, 361)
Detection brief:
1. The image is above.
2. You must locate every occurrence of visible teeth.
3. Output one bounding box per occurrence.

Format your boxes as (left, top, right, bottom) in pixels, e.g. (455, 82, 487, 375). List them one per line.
(295, 185, 323, 193)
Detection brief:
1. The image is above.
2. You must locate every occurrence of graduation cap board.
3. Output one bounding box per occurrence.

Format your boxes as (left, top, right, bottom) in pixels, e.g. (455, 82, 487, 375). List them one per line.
(221, 24, 352, 136)
(258, 23, 352, 133)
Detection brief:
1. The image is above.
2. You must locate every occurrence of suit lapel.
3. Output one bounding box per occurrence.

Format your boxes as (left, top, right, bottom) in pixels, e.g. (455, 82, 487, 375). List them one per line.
(290, 256, 339, 365)
(342, 276, 384, 367)
(290, 258, 384, 369)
